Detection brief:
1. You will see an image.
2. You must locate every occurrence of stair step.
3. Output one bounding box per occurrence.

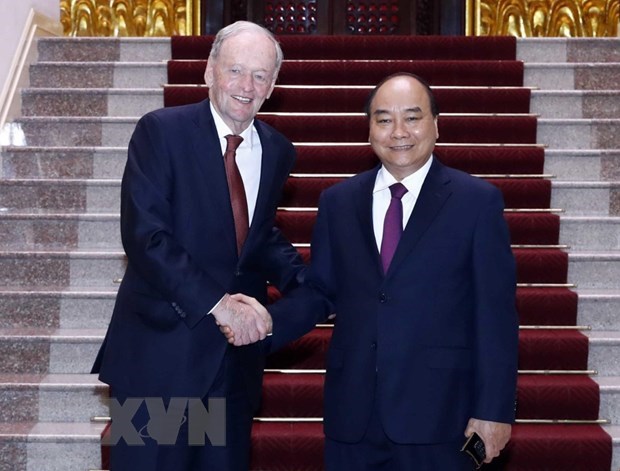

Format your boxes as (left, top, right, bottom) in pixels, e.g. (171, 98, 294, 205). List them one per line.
(2, 144, 549, 180)
(0, 213, 121, 250)
(30, 62, 167, 89)
(517, 38, 620, 64)
(605, 424, 620, 471)
(0, 374, 107, 422)
(0, 176, 554, 213)
(266, 328, 592, 372)
(0, 247, 573, 287)
(0, 286, 579, 331)
(0, 328, 103, 374)
(0, 213, 120, 250)
(577, 289, 620, 332)
(0, 179, 120, 213)
(26, 87, 620, 119)
(5, 146, 619, 182)
(544, 149, 620, 181)
(21, 88, 164, 117)
(531, 90, 620, 119)
(0, 326, 613, 376)
(524, 63, 620, 90)
(0, 251, 125, 288)
(168, 59, 525, 87)
(249, 421, 614, 471)
(37, 37, 170, 62)
(596, 376, 620, 425)
(12, 115, 620, 149)
(258, 372, 603, 420)
(0, 288, 116, 329)
(22, 86, 535, 116)
(560, 217, 620, 250)
(0, 210, 562, 250)
(552, 181, 620, 216)
(587, 331, 620, 376)
(537, 118, 620, 149)
(1, 146, 126, 179)
(568, 251, 620, 290)
(0, 421, 105, 471)
(11, 115, 543, 147)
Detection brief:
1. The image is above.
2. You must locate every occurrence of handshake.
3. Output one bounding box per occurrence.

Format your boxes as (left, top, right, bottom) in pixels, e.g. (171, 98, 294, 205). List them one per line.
(212, 293, 271, 346)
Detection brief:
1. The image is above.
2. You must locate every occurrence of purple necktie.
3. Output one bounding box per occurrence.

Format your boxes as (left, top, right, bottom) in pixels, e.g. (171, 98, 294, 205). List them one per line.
(380, 183, 408, 273)
(224, 134, 248, 255)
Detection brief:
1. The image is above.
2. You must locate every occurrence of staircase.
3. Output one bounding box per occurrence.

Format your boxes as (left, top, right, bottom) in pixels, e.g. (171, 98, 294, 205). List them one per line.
(0, 35, 618, 470)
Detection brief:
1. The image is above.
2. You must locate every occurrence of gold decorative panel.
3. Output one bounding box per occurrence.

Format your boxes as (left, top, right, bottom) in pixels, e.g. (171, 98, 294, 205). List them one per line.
(466, 0, 619, 36)
(61, 0, 201, 36)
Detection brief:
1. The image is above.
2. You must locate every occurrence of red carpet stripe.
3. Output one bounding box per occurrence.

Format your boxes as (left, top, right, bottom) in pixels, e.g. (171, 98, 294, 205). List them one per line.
(258, 373, 601, 421)
(280, 176, 550, 209)
(167, 60, 525, 86)
(267, 286, 579, 327)
(265, 328, 589, 372)
(258, 114, 538, 144)
(249, 423, 612, 471)
(275, 210, 559, 245)
(164, 85, 531, 113)
(171, 35, 518, 61)
(292, 145, 545, 175)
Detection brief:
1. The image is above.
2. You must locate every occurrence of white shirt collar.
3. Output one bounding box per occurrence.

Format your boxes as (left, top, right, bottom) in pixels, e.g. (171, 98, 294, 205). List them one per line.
(373, 155, 434, 195)
(210, 101, 255, 149)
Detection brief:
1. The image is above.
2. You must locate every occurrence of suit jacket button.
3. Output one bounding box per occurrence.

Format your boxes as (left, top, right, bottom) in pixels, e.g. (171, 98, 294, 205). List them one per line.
(179, 312, 186, 318)
(379, 293, 387, 303)
(370, 342, 377, 349)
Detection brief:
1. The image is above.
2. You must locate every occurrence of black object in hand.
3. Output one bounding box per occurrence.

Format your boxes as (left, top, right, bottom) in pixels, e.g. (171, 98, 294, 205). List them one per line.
(461, 432, 486, 469)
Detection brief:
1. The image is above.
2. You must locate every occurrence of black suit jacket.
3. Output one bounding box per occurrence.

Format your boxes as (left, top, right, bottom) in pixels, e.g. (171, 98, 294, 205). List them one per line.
(93, 100, 304, 405)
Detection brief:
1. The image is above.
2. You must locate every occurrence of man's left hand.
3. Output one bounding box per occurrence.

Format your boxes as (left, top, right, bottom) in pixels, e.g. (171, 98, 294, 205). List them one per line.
(464, 418, 511, 464)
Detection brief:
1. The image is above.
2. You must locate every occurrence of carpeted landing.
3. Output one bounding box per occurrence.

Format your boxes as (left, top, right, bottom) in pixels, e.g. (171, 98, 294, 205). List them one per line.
(107, 35, 615, 470)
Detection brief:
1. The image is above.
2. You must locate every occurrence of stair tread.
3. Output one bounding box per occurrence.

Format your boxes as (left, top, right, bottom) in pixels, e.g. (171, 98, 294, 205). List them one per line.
(0, 327, 105, 338)
(0, 373, 103, 386)
(575, 288, 620, 297)
(0, 286, 116, 294)
(603, 424, 620, 440)
(585, 331, 620, 341)
(595, 376, 620, 390)
(0, 421, 105, 440)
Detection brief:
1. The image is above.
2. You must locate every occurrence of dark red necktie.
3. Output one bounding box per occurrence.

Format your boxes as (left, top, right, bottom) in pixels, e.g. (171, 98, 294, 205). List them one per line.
(380, 182, 408, 273)
(224, 134, 248, 255)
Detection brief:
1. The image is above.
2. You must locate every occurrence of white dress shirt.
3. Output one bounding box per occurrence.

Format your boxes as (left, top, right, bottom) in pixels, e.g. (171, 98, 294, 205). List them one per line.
(208, 103, 264, 314)
(372, 156, 433, 251)
(210, 102, 262, 225)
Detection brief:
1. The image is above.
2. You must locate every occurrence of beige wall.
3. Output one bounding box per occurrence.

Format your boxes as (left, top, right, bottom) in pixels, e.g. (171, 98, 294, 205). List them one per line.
(0, 0, 60, 110)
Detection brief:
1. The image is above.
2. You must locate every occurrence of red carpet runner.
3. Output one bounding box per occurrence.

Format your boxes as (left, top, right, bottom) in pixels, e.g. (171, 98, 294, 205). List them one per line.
(129, 35, 611, 470)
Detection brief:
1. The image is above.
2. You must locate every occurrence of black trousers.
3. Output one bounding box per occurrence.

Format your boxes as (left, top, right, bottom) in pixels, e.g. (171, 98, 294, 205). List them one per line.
(325, 397, 472, 471)
(108, 347, 254, 471)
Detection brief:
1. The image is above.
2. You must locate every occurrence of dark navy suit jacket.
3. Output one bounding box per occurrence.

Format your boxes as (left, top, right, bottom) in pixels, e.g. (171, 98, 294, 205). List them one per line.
(269, 158, 519, 445)
(93, 99, 304, 407)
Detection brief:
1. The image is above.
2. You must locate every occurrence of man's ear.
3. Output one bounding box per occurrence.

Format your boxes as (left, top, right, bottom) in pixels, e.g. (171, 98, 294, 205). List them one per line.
(204, 62, 213, 87)
(265, 76, 277, 99)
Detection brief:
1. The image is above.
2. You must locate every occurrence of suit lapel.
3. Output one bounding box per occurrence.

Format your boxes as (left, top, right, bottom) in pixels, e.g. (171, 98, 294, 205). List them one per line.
(190, 100, 238, 257)
(355, 167, 384, 277)
(242, 120, 278, 258)
(386, 158, 452, 276)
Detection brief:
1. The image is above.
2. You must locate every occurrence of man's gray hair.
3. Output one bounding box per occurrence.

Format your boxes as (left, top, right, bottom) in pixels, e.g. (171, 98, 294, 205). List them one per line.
(208, 21, 283, 78)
